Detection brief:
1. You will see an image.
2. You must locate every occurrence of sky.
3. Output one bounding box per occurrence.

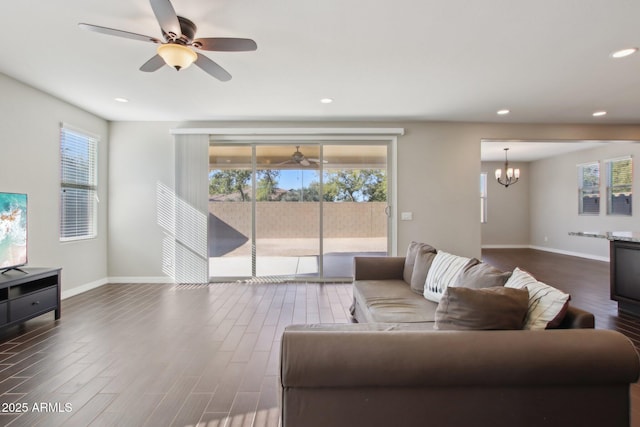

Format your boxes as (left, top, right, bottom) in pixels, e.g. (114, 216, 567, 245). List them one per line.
(277, 169, 319, 190)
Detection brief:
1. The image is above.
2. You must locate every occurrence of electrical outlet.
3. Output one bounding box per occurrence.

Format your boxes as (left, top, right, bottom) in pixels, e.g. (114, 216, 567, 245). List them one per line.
(401, 212, 413, 221)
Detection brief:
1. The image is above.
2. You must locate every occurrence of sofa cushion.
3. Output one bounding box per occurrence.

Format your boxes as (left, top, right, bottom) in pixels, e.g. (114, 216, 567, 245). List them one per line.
(409, 249, 438, 294)
(353, 280, 437, 324)
(505, 267, 570, 330)
(435, 286, 529, 330)
(403, 242, 436, 284)
(424, 251, 475, 303)
(454, 260, 512, 289)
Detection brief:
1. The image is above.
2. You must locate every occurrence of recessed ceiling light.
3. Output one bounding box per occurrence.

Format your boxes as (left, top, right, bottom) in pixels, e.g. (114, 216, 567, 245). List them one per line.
(611, 48, 638, 59)
(497, 109, 510, 115)
(114, 97, 129, 103)
(320, 98, 334, 104)
(592, 110, 607, 117)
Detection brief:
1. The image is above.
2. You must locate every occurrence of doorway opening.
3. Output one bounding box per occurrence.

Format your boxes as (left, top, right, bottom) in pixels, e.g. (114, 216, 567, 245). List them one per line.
(208, 142, 390, 281)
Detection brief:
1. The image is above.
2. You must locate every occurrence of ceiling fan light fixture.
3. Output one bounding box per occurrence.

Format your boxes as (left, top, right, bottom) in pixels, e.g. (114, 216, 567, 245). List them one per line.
(157, 43, 197, 70)
(611, 48, 638, 59)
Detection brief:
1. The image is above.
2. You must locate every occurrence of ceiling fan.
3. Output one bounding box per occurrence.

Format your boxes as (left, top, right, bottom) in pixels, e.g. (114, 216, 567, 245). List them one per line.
(78, 0, 257, 81)
(279, 146, 327, 167)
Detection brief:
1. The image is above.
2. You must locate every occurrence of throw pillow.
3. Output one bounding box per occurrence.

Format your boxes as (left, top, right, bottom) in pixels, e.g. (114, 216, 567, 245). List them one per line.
(403, 242, 436, 284)
(409, 247, 438, 294)
(504, 267, 571, 330)
(435, 286, 529, 330)
(423, 251, 473, 303)
(454, 260, 512, 289)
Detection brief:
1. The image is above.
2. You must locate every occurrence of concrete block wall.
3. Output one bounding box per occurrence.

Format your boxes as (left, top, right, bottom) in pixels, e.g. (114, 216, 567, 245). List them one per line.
(209, 201, 387, 239)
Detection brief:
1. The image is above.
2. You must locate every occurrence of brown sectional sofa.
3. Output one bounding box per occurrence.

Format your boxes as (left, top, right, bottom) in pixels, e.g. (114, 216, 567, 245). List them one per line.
(279, 247, 640, 427)
(280, 326, 639, 427)
(350, 255, 595, 328)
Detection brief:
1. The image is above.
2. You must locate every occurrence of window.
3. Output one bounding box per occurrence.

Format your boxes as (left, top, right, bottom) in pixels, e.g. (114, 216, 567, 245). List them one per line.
(480, 173, 487, 223)
(606, 156, 632, 216)
(60, 125, 98, 241)
(578, 162, 600, 215)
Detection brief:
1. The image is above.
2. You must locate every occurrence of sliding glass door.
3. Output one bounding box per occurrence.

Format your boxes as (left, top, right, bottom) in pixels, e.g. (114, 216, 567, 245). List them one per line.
(207, 145, 253, 278)
(255, 145, 321, 278)
(321, 144, 389, 277)
(208, 142, 389, 281)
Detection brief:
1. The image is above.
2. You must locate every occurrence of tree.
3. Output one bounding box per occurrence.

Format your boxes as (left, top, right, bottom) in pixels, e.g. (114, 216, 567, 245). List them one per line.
(281, 180, 320, 201)
(209, 169, 251, 201)
(362, 170, 387, 201)
(256, 169, 280, 201)
(611, 158, 632, 192)
(323, 169, 386, 202)
(325, 170, 364, 201)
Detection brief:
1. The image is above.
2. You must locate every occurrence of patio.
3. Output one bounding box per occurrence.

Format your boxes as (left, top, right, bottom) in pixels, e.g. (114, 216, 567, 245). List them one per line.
(209, 237, 387, 279)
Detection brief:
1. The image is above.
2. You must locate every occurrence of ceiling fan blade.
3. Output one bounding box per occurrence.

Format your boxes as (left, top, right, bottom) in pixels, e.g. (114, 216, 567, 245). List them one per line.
(78, 23, 161, 44)
(193, 38, 257, 52)
(150, 0, 181, 38)
(140, 54, 166, 72)
(195, 54, 232, 81)
(300, 159, 311, 167)
(308, 158, 328, 164)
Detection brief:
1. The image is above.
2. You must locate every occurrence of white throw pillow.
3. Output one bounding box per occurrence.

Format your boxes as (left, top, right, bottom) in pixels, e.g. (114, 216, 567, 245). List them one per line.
(505, 267, 570, 330)
(424, 251, 471, 303)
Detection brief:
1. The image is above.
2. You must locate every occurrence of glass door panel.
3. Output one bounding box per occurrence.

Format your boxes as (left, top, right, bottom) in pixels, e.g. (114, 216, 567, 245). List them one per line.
(208, 142, 390, 281)
(208, 145, 253, 278)
(255, 145, 321, 278)
(322, 144, 389, 278)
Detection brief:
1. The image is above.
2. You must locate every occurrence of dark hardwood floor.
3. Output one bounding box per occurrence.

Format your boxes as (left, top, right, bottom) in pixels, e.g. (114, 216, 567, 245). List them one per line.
(0, 248, 637, 426)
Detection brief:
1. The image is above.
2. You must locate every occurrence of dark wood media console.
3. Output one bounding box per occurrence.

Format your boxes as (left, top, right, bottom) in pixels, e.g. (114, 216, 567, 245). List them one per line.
(0, 268, 61, 328)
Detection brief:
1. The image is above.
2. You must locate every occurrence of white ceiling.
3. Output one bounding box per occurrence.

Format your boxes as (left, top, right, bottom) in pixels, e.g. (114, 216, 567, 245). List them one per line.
(3, 1, 640, 124)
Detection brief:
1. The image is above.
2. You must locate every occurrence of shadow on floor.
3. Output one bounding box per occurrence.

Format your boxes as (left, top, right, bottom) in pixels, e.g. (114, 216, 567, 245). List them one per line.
(208, 213, 248, 257)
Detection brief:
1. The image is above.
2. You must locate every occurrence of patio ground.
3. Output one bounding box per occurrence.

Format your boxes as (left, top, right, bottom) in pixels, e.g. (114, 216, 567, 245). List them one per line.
(209, 237, 387, 279)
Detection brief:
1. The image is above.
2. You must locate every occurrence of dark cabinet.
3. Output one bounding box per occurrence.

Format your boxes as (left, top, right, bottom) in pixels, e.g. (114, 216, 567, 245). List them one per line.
(0, 268, 61, 327)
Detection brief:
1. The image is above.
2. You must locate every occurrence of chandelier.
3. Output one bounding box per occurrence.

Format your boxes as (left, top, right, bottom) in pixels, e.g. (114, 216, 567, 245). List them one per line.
(495, 148, 520, 188)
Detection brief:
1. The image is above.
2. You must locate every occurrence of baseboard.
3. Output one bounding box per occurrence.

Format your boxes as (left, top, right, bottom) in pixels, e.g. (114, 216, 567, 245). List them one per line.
(107, 276, 175, 284)
(528, 245, 610, 262)
(61, 278, 109, 300)
(61, 276, 176, 300)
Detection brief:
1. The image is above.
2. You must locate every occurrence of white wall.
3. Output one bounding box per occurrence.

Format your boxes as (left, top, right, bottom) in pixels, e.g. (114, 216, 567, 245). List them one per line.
(0, 73, 109, 295)
(107, 122, 177, 279)
(481, 161, 530, 247)
(108, 121, 640, 279)
(530, 141, 640, 260)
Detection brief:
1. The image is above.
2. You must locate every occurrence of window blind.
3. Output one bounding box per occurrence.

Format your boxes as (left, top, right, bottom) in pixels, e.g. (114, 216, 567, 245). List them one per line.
(578, 162, 600, 215)
(607, 156, 632, 215)
(60, 126, 98, 241)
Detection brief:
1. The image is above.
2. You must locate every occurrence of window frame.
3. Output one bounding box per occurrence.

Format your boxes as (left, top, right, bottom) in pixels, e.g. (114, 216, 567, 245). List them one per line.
(577, 161, 600, 216)
(480, 172, 488, 223)
(59, 124, 99, 242)
(606, 156, 633, 216)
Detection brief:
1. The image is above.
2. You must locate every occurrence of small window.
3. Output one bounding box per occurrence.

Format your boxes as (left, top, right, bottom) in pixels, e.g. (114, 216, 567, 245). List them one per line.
(60, 125, 98, 241)
(578, 162, 600, 215)
(606, 156, 632, 216)
(480, 173, 487, 223)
